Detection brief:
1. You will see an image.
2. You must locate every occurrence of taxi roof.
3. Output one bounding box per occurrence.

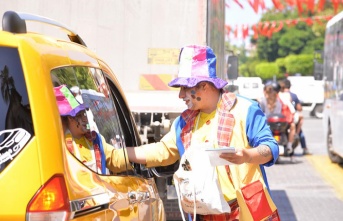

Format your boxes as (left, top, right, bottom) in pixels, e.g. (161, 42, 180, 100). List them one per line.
(1, 11, 103, 72)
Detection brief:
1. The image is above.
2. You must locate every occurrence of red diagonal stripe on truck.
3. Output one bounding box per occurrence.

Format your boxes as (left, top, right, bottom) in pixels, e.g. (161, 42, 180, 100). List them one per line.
(142, 74, 171, 90)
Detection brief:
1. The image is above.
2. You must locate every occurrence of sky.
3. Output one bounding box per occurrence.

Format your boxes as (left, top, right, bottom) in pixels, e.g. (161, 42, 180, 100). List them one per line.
(225, 0, 274, 46)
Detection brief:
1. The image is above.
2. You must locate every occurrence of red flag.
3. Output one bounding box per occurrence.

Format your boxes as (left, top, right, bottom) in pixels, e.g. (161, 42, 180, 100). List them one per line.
(254, 0, 261, 13)
(242, 24, 249, 39)
(316, 0, 325, 12)
(292, 19, 299, 26)
(273, 21, 284, 33)
(285, 20, 293, 27)
(307, 0, 315, 13)
(332, 0, 340, 14)
(261, 22, 270, 36)
(225, 25, 232, 39)
(285, 0, 296, 7)
(252, 25, 259, 39)
(234, 25, 239, 38)
(225, 25, 232, 33)
(325, 15, 334, 21)
(248, 0, 260, 13)
(305, 18, 314, 26)
(296, 0, 303, 15)
(271, 0, 284, 10)
(267, 22, 277, 38)
(260, 0, 266, 10)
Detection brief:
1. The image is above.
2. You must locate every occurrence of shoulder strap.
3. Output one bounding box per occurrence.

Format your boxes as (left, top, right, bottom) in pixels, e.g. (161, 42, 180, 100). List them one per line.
(92, 132, 107, 174)
(174, 116, 186, 157)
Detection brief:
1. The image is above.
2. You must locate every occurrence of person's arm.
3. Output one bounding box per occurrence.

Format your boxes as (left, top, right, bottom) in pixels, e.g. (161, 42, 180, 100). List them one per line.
(220, 103, 279, 166)
(220, 144, 273, 165)
(126, 121, 180, 168)
(126, 146, 147, 164)
(245, 103, 279, 166)
(292, 92, 302, 111)
(101, 136, 131, 173)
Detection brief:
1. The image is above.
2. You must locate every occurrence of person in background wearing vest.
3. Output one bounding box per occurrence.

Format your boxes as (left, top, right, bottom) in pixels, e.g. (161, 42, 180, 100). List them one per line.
(126, 45, 280, 220)
(54, 85, 129, 175)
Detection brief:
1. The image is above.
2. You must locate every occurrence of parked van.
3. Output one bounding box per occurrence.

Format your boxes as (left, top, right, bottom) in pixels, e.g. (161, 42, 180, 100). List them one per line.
(0, 11, 165, 220)
(287, 76, 324, 118)
(233, 77, 264, 101)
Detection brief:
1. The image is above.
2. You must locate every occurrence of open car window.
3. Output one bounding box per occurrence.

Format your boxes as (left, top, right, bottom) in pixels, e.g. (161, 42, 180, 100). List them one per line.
(51, 66, 129, 174)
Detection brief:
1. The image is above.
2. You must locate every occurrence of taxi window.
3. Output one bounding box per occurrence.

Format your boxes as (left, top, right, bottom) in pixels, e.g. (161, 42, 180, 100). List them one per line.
(51, 67, 127, 174)
(0, 47, 33, 172)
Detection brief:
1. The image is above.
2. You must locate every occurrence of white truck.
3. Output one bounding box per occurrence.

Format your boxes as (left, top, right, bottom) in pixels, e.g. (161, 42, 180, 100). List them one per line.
(287, 76, 324, 118)
(0, 1, 232, 220)
(0, 0, 229, 143)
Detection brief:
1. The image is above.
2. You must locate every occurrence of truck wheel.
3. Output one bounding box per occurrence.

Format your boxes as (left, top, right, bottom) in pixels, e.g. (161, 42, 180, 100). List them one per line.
(327, 125, 343, 164)
(311, 104, 323, 119)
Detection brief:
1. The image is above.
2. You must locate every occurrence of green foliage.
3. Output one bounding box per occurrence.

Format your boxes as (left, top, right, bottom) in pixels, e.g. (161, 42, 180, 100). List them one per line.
(275, 57, 286, 74)
(239, 59, 261, 77)
(238, 63, 249, 77)
(228, 4, 336, 77)
(255, 62, 281, 80)
(284, 54, 314, 75)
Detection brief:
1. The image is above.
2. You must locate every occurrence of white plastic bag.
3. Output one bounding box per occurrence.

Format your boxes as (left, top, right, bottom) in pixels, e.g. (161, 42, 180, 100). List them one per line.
(173, 145, 231, 221)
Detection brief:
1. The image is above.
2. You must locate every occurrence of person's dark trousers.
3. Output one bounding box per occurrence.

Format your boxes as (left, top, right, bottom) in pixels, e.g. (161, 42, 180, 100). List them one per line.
(299, 129, 307, 149)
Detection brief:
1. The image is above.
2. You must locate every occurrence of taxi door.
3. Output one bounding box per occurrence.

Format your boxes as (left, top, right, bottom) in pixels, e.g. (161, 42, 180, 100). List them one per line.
(51, 66, 165, 220)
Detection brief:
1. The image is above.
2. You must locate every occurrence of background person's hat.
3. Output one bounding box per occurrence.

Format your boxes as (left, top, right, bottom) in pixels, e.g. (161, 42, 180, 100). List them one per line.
(168, 45, 227, 89)
(54, 85, 88, 117)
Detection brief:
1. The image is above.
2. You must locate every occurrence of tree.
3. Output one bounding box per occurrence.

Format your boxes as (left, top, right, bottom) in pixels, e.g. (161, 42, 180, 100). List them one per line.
(255, 10, 326, 62)
(284, 54, 314, 75)
(255, 62, 281, 80)
(231, 4, 337, 78)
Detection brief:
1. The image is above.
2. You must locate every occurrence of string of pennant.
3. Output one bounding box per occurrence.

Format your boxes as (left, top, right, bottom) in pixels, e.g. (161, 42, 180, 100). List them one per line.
(225, 15, 334, 39)
(225, 0, 339, 39)
(226, 0, 340, 15)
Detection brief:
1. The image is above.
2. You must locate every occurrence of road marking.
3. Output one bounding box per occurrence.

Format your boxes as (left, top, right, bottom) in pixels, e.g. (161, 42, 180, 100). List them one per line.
(307, 155, 343, 200)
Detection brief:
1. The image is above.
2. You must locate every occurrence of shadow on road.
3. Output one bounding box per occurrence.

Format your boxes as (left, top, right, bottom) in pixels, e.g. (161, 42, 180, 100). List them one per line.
(271, 190, 297, 221)
(276, 156, 303, 165)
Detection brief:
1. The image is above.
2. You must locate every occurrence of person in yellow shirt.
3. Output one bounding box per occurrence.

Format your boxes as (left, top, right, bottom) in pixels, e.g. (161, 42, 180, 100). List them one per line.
(126, 45, 280, 221)
(54, 85, 128, 175)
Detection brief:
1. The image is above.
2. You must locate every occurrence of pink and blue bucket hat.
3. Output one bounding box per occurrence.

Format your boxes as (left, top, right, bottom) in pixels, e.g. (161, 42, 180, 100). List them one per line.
(168, 45, 227, 89)
(54, 85, 88, 117)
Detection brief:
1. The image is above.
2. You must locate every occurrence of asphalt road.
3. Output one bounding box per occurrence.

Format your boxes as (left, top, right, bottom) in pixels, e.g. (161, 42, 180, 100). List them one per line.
(266, 111, 343, 221)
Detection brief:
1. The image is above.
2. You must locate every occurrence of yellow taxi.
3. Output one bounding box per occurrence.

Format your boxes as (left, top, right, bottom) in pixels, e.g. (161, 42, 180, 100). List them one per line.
(0, 11, 165, 221)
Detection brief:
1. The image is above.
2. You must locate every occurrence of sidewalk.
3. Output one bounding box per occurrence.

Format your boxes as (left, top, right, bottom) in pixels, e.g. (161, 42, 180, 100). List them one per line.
(267, 153, 343, 221)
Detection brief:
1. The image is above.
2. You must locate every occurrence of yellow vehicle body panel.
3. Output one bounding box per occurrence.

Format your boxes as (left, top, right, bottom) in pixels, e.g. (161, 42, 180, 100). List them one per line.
(0, 11, 165, 221)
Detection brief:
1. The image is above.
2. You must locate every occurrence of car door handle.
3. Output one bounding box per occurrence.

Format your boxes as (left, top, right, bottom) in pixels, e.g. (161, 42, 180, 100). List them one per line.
(128, 191, 150, 204)
(70, 193, 109, 218)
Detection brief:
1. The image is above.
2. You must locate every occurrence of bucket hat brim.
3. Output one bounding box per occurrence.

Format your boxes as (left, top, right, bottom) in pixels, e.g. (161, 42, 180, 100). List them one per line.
(168, 76, 227, 89)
